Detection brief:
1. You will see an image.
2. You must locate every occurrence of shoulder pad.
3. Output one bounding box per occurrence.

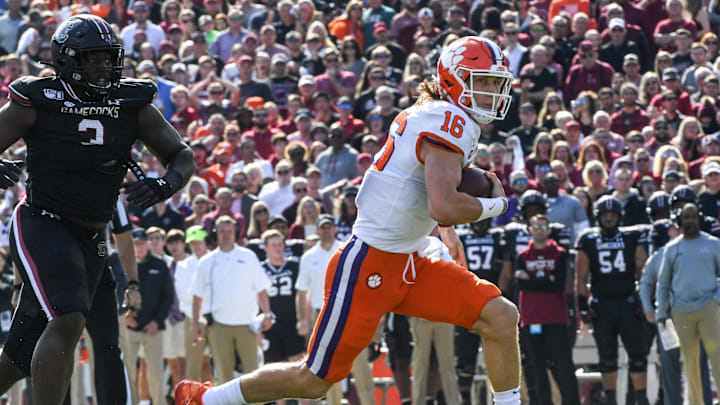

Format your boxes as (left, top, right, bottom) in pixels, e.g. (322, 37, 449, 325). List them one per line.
(550, 222, 570, 234)
(578, 227, 600, 241)
(114, 78, 158, 105)
(8, 76, 56, 107)
(504, 222, 525, 232)
(489, 227, 505, 237)
(455, 229, 472, 238)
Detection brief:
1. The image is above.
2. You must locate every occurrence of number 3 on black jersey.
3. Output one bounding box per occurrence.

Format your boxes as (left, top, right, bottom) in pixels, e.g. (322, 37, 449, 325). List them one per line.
(78, 118, 105, 146)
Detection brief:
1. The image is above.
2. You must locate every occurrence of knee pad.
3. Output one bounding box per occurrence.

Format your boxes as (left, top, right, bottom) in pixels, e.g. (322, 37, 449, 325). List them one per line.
(598, 357, 618, 373)
(629, 356, 648, 373)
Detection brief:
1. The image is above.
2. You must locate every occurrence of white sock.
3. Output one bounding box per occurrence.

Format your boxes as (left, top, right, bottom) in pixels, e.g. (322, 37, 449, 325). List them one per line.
(202, 379, 247, 405)
(493, 386, 520, 405)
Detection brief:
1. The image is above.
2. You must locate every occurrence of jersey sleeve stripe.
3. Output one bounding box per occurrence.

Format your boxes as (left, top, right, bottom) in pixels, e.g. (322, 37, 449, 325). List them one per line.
(414, 131, 464, 165)
(8, 85, 31, 106)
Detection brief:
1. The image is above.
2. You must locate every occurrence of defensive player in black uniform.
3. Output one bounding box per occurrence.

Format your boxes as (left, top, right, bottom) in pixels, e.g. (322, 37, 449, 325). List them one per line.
(0, 15, 194, 404)
(649, 186, 720, 249)
(498, 190, 572, 404)
(575, 196, 649, 405)
(260, 230, 305, 364)
(455, 218, 504, 405)
(247, 216, 305, 261)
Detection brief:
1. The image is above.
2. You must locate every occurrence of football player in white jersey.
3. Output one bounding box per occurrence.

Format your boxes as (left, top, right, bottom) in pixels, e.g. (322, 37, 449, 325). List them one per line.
(176, 36, 522, 405)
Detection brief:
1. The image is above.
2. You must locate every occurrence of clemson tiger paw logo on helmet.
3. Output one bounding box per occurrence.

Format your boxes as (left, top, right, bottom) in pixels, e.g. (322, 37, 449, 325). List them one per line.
(367, 273, 382, 289)
(440, 44, 467, 75)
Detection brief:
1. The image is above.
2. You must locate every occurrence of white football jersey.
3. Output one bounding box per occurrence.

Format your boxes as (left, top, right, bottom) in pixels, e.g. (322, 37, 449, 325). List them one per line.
(353, 99, 481, 253)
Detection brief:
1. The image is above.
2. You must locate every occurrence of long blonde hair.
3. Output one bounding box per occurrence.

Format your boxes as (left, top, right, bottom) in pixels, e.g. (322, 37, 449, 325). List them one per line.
(295, 195, 320, 226)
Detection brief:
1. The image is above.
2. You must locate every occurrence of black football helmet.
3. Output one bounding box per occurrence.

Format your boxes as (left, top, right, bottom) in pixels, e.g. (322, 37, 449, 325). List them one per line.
(518, 190, 547, 220)
(51, 14, 124, 100)
(594, 196, 623, 232)
(670, 185, 696, 209)
(646, 191, 670, 221)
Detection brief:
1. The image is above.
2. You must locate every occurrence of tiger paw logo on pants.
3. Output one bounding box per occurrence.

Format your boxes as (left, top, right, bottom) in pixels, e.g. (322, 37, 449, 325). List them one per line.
(367, 273, 382, 289)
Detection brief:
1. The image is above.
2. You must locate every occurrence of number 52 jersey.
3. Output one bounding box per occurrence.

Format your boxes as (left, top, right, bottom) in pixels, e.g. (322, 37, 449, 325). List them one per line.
(354, 100, 480, 254)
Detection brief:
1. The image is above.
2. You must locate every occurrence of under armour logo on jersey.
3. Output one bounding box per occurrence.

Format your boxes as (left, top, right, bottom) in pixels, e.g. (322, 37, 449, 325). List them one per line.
(367, 273, 382, 289)
(156, 179, 167, 186)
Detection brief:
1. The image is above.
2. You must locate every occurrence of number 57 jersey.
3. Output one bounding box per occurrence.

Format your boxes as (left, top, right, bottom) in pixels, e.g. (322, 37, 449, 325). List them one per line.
(354, 99, 480, 254)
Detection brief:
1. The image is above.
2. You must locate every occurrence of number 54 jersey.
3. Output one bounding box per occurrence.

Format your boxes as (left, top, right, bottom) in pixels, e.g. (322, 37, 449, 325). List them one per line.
(9, 75, 157, 222)
(354, 100, 480, 254)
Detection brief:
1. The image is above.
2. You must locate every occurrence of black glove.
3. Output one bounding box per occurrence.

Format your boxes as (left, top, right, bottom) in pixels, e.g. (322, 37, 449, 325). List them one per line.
(578, 295, 592, 323)
(0, 160, 23, 189)
(124, 170, 182, 209)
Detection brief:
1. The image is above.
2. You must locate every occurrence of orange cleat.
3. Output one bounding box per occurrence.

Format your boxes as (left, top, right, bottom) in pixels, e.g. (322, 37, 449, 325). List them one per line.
(175, 379, 213, 405)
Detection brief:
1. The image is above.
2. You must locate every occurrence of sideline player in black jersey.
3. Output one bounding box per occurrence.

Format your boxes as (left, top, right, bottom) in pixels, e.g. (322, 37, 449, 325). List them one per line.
(575, 196, 650, 405)
(260, 230, 305, 364)
(455, 219, 504, 405)
(646, 186, 720, 257)
(247, 216, 305, 261)
(0, 15, 194, 404)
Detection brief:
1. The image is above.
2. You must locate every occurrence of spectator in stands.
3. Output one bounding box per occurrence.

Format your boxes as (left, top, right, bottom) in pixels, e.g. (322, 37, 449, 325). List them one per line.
(565, 40, 615, 103)
(610, 82, 650, 135)
(191, 215, 272, 383)
(682, 43, 713, 94)
(674, 117, 704, 162)
(544, 172, 589, 241)
(581, 159, 610, 201)
(526, 132, 553, 177)
(202, 187, 245, 244)
(599, 19, 640, 73)
(288, 108, 313, 148)
(390, 0, 420, 52)
(538, 91, 565, 131)
(329, 1, 364, 51)
(689, 135, 719, 179)
(141, 199, 185, 232)
(654, 0, 698, 51)
(698, 161, 720, 219)
(281, 177, 309, 224)
(185, 193, 212, 229)
(289, 195, 321, 239)
(314, 49, 356, 99)
(315, 125, 360, 187)
(259, 160, 295, 216)
(121, 1, 166, 54)
(361, 0, 395, 50)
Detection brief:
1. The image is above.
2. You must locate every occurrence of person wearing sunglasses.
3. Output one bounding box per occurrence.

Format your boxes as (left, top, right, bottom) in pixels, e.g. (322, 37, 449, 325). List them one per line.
(334, 96, 365, 141)
(564, 40, 614, 104)
(315, 124, 360, 187)
(364, 22, 407, 71)
(514, 214, 581, 405)
(315, 48, 357, 99)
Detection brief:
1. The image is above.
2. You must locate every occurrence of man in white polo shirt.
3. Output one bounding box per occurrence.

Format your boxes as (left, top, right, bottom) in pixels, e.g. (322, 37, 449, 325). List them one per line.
(192, 216, 273, 383)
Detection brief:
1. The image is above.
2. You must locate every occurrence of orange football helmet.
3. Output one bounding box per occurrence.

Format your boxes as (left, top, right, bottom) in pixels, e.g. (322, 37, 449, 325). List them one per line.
(437, 36, 514, 124)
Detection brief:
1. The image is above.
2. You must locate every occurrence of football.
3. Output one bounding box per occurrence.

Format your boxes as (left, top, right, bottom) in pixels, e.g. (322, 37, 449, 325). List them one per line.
(457, 167, 493, 197)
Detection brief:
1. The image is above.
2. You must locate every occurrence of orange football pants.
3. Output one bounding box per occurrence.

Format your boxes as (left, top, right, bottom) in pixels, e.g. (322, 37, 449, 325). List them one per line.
(306, 236, 501, 382)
